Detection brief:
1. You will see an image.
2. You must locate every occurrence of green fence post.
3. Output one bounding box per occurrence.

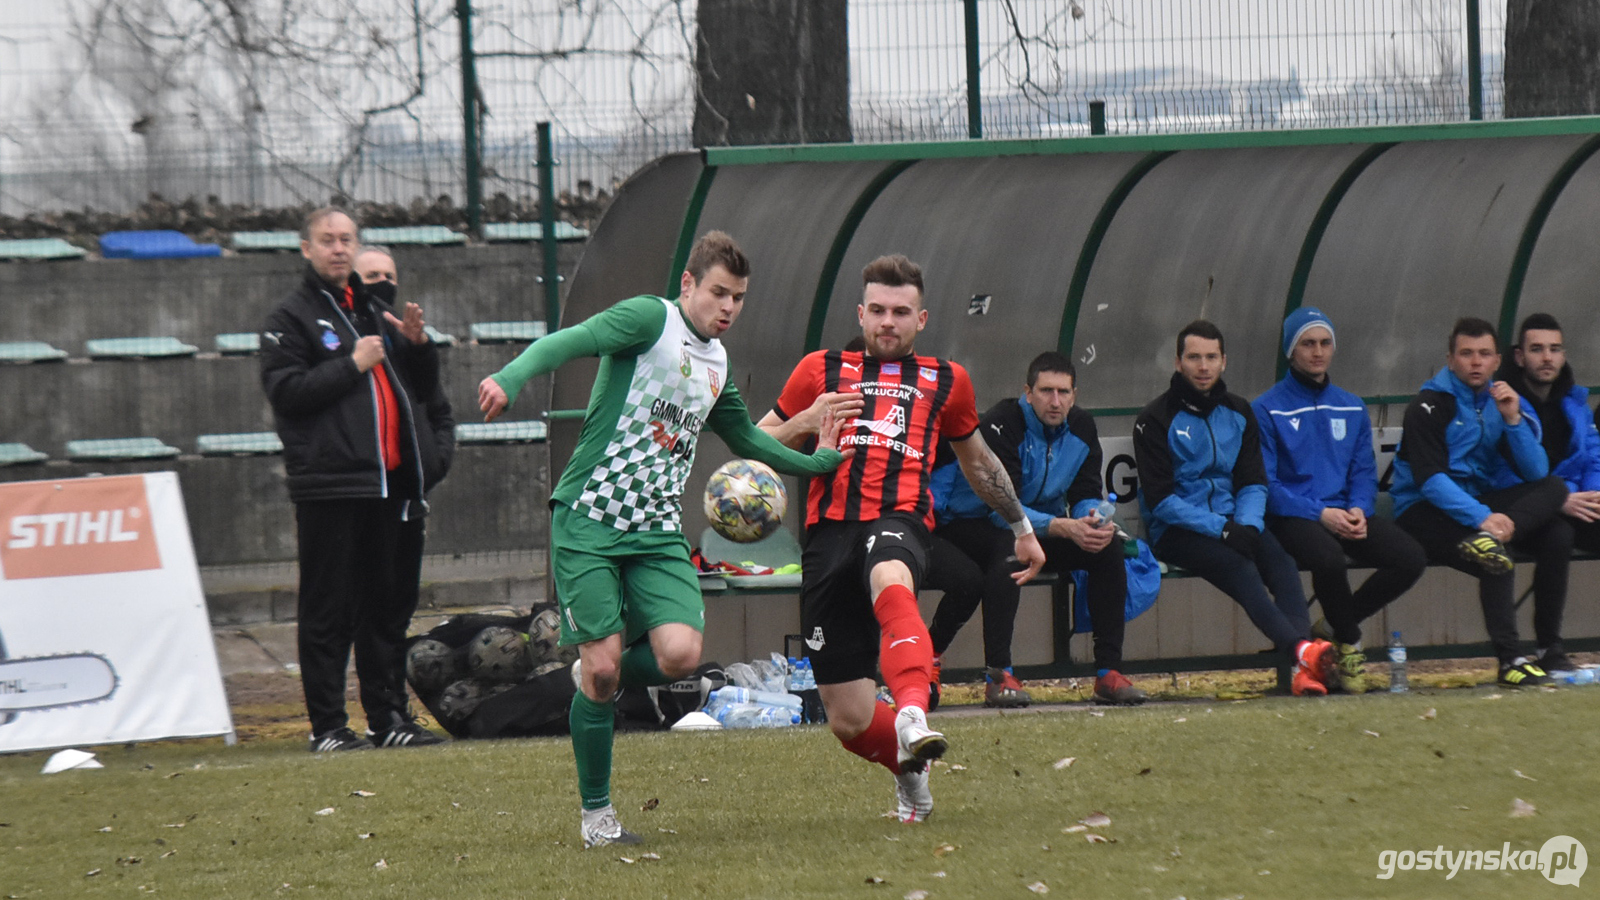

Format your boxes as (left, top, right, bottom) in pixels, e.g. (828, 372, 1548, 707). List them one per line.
(456, 0, 483, 237)
(964, 0, 982, 138)
(1466, 0, 1483, 121)
(536, 122, 561, 332)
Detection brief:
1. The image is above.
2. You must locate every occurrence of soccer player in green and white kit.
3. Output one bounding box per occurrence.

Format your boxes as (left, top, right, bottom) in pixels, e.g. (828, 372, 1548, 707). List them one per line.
(478, 231, 848, 849)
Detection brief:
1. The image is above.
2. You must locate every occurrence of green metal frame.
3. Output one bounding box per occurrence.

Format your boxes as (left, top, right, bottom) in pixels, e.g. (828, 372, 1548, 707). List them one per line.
(1055, 151, 1174, 355)
(705, 116, 1600, 167)
(1497, 133, 1600, 342)
(667, 164, 719, 296)
(803, 160, 917, 353)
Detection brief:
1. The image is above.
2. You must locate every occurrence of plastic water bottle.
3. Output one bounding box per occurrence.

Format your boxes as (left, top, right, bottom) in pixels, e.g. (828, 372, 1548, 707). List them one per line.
(707, 686, 802, 711)
(1388, 631, 1408, 693)
(1093, 493, 1118, 526)
(1555, 667, 1597, 685)
(798, 658, 816, 690)
(787, 657, 802, 691)
(722, 703, 801, 729)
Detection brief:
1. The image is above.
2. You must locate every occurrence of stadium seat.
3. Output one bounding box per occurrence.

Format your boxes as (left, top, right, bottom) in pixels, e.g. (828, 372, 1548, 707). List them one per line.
(424, 325, 456, 346)
(65, 438, 180, 461)
(698, 526, 803, 589)
(455, 421, 547, 444)
(0, 238, 87, 260)
(482, 221, 590, 242)
(99, 230, 222, 260)
(0, 341, 68, 363)
(361, 226, 465, 246)
(470, 321, 548, 344)
(197, 432, 283, 456)
(215, 332, 261, 355)
(229, 231, 300, 252)
(0, 443, 48, 467)
(85, 337, 199, 359)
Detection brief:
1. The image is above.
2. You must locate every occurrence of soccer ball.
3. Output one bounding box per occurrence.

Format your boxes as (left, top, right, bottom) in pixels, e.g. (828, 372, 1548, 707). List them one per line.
(406, 639, 458, 693)
(436, 678, 487, 722)
(467, 626, 533, 683)
(526, 608, 563, 666)
(704, 459, 787, 543)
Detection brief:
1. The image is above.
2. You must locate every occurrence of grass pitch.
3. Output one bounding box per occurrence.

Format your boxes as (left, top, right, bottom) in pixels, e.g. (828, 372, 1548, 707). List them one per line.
(2, 685, 1596, 899)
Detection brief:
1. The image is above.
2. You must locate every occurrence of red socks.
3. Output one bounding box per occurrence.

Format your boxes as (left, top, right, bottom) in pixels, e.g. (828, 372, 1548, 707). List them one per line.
(875, 583, 932, 712)
(839, 699, 901, 774)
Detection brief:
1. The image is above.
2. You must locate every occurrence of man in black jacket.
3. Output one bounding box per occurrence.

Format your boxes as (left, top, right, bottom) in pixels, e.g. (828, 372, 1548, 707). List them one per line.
(261, 208, 453, 752)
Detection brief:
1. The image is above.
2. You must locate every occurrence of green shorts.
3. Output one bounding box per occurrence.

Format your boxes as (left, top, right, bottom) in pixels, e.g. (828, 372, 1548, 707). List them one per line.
(551, 504, 705, 647)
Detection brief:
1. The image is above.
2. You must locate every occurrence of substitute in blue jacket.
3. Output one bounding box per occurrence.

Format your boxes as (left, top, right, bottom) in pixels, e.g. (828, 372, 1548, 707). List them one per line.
(1391, 317, 1570, 687)
(930, 352, 1148, 707)
(1134, 320, 1336, 696)
(1494, 312, 1597, 674)
(1252, 309, 1425, 693)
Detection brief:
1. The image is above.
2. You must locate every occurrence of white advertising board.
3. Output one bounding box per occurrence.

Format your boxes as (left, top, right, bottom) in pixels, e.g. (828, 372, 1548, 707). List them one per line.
(0, 471, 234, 752)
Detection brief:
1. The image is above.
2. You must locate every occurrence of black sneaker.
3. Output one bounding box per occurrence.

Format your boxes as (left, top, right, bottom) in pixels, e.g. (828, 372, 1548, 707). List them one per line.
(367, 718, 446, 748)
(1497, 658, 1553, 688)
(309, 726, 375, 753)
(1537, 647, 1575, 674)
(1457, 531, 1513, 575)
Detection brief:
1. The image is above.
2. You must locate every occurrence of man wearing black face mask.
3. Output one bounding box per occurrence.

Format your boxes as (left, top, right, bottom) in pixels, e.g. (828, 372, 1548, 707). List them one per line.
(357, 246, 456, 478)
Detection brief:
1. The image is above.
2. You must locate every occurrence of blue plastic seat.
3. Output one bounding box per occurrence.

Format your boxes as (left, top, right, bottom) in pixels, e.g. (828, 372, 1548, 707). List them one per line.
(99, 230, 222, 260)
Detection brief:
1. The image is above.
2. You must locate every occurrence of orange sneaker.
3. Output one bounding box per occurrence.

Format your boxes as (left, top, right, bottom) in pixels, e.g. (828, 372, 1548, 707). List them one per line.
(1292, 639, 1336, 696)
(928, 655, 943, 712)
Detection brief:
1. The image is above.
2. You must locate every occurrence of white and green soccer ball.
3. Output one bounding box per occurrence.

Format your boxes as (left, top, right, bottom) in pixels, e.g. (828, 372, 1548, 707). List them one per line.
(703, 458, 787, 543)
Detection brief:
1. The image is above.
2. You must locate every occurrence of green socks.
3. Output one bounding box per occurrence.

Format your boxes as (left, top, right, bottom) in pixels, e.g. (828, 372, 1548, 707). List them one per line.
(569, 691, 615, 811)
(620, 641, 671, 688)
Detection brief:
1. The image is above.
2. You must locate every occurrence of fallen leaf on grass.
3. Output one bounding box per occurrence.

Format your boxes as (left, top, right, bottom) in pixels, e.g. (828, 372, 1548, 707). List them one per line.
(85, 869, 101, 877)
(865, 876, 885, 884)
(947, 764, 967, 772)
(1085, 833, 1115, 844)
(1510, 798, 1537, 818)
(351, 790, 375, 798)
(1080, 812, 1112, 827)
(314, 808, 335, 816)
(159, 850, 177, 859)
(619, 857, 636, 865)
(1089, 711, 1105, 717)
(1027, 882, 1049, 894)
(373, 859, 388, 870)
(904, 891, 929, 900)
(1138, 767, 1152, 776)
(96, 826, 113, 833)
(1362, 730, 1380, 738)
(162, 823, 185, 828)
(933, 843, 957, 857)
(1419, 708, 1437, 720)
(931, 871, 946, 878)
(658, 828, 677, 834)
(1052, 757, 1076, 770)
(1173, 717, 1187, 723)
(1512, 769, 1537, 781)
(1061, 825, 1087, 834)
(358, 833, 374, 840)
(116, 856, 142, 866)
(640, 853, 661, 861)
(1484, 693, 1503, 701)
(641, 798, 660, 811)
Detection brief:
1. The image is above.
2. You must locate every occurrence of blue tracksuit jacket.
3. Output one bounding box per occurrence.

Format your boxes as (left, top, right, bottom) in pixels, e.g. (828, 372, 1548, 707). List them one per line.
(931, 397, 1104, 531)
(1133, 373, 1268, 546)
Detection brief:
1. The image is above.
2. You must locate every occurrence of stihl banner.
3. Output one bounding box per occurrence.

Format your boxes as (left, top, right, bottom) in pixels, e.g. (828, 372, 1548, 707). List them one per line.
(0, 472, 234, 752)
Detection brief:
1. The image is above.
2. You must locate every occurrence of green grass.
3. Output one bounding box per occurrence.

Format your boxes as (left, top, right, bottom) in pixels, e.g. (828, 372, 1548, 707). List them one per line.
(3, 687, 1597, 899)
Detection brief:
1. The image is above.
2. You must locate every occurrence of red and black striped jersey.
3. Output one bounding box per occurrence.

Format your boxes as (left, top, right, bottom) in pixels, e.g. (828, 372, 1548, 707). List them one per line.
(774, 350, 979, 528)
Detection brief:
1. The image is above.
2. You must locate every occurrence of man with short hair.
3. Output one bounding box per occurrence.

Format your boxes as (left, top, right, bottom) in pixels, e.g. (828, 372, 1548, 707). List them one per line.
(929, 351, 1148, 707)
(1135, 320, 1336, 696)
(261, 208, 452, 753)
(478, 231, 847, 849)
(760, 254, 1044, 824)
(1391, 317, 1570, 687)
(1493, 312, 1597, 673)
(1253, 309, 1426, 692)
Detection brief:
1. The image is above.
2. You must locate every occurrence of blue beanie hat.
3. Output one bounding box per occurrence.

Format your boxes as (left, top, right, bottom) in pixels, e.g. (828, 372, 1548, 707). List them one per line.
(1282, 307, 1335, 358)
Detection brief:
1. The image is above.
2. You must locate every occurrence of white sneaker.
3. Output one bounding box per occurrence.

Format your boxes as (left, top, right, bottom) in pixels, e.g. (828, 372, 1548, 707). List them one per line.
(894, 766, 933, 823)
(570, 657, 583, 692)
(580, 805, 643, 849)
(894, 705, 947, 766)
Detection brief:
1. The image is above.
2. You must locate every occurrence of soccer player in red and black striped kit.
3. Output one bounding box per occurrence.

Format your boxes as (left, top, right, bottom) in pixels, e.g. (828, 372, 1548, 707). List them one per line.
(759, 255, 1044, 823)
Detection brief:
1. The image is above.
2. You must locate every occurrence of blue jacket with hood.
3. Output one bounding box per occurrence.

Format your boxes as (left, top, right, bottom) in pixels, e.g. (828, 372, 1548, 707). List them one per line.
(1495, 364, 1600, 493)
(1390, 366, 1548, 526)
(1134, 373, 1268, 546)
(931, 397, 1104, 531)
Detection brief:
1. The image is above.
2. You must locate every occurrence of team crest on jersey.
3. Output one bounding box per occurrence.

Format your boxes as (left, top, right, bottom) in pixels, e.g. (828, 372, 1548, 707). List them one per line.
(882, 362, 901, 376)
(919, 366, 937, 382)
(1331, 418, 1347, 441)
(707, 368, 720, 396)
(320, 327, 341, 351)
(680, 350, 693, 377)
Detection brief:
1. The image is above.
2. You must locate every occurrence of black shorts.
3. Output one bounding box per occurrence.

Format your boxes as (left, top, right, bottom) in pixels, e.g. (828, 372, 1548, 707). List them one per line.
(799, 510, 929, 685)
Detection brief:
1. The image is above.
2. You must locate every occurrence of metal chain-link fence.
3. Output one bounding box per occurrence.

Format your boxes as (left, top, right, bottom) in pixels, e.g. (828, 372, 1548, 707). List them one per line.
(0, 1, 1509, 221)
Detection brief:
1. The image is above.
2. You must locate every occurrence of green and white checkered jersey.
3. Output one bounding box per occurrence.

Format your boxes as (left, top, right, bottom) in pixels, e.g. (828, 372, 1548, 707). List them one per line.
(569, 297, 729, 532)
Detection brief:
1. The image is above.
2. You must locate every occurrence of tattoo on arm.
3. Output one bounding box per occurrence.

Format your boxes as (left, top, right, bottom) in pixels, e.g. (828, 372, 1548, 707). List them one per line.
(967, 440, 1025, 523)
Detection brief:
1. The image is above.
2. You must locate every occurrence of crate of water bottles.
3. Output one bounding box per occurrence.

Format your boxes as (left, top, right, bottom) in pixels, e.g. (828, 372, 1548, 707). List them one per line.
(701, 652, 823, 728)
